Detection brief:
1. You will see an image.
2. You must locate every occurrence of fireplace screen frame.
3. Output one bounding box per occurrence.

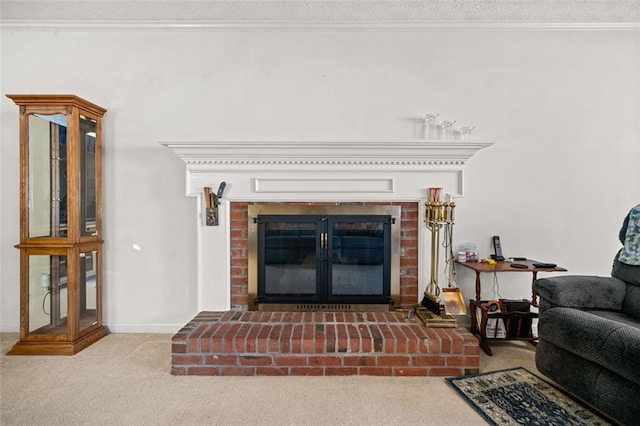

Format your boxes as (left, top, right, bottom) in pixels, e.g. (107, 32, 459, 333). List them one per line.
(248, 205, 401, 311)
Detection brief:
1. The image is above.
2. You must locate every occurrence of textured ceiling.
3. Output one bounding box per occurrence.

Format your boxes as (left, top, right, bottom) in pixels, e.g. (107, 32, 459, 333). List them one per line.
(1, 0, 639, 27)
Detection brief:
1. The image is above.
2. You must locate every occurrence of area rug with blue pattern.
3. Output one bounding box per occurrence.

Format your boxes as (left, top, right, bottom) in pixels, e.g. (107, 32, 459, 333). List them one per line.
(446, 367, 612, 425)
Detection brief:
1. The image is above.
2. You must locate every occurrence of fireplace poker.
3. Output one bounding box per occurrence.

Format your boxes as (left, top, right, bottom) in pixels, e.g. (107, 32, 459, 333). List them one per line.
(441, 219, 466, 315)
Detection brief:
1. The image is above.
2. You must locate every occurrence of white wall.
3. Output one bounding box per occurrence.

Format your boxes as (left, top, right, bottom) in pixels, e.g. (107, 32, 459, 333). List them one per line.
(1, 27, 638, 332)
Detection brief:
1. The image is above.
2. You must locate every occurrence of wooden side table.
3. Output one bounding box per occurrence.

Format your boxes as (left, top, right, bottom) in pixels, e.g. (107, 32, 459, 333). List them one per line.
(456, 260, 567, 356)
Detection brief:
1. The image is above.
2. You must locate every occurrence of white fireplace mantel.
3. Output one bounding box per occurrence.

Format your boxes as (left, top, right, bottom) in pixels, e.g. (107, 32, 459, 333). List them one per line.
(162, 139, 494, 198)
(161, 139, 494, 311)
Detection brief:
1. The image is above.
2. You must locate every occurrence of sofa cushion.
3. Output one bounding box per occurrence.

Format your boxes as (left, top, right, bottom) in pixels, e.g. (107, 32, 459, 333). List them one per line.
(536, 339, 640, 425)
(535, 276, 626, 311)
(612, 255, 640, 287)
(538, 307, 640, 386)
(623, 282, 640, 319)
(587, 309, 640, 327)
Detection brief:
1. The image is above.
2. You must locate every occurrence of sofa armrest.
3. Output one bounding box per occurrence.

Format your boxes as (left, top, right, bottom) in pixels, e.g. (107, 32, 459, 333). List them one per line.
(534, 275, 627, 311)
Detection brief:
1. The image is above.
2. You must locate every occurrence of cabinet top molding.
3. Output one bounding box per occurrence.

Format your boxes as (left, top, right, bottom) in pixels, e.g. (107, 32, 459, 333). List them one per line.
(7, 94, 107, 116)
(161, 139, 495, 168)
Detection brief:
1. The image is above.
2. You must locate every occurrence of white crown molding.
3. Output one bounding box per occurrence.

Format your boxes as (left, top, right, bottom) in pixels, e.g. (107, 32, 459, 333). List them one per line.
(160, 140, 495, 170)
(2, 20, 639, 31)
(1, 1, 639, 31)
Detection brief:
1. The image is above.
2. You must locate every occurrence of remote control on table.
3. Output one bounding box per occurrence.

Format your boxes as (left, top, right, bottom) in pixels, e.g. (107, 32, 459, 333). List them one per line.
(510, 263, 528, 269)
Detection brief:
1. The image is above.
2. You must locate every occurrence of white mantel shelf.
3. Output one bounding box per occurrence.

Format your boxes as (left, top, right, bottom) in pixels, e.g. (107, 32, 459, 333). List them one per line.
(161, 139, 495, 170)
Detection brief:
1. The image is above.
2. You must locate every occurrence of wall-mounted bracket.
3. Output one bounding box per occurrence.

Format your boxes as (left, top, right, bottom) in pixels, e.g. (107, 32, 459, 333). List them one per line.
(203, 182, 227, 226)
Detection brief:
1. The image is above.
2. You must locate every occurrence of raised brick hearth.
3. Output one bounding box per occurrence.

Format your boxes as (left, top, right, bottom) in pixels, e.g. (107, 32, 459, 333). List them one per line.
(171, 311, 479, 376)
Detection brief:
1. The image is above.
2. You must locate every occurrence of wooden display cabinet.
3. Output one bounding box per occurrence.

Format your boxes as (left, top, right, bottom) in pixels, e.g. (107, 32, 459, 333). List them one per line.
(7, 95, 108, 355)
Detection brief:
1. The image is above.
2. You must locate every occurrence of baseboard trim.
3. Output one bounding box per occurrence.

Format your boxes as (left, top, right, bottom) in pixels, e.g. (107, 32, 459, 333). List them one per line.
(0, 323, 183, 334)
(0, 323, 19, 333)
(105, 324, 185, 333)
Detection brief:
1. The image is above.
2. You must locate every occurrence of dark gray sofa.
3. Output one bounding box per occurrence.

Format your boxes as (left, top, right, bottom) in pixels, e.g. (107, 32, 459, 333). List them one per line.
(534, 213, 640, 425)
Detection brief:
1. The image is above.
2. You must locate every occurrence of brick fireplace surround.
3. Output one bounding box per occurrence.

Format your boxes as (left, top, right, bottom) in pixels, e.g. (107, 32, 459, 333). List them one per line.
(163, 140, 492, 376)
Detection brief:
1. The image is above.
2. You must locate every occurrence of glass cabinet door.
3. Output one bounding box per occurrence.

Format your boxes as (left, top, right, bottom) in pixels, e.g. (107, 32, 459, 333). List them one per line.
(28, 114, 68, 238)
(27, 253, 68, 335)
(78, 249, 99, 333)
(79, 115, 98, 237)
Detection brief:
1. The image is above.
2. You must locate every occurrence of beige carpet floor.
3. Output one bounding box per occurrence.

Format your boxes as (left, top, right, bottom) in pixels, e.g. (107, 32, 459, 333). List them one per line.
(0, 332, 538, 425)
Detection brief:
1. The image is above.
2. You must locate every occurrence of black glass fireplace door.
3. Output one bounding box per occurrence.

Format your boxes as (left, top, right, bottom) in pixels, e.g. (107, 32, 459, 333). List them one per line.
(255, 215, 393, 306)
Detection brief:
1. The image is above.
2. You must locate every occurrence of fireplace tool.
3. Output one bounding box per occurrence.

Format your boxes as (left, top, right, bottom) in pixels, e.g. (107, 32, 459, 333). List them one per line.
(441, 216, 467, 315)
(421, 191, 451, 314)
(418, 188, 464, 323)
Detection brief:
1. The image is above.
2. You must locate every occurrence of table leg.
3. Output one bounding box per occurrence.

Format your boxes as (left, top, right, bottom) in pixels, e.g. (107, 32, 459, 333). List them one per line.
(477, 304, 492, 356)
(474, 271, 482, 302)
(469, 299, 492, 356)
(531, 271, 539, 307)
(469, 299, 477, 335)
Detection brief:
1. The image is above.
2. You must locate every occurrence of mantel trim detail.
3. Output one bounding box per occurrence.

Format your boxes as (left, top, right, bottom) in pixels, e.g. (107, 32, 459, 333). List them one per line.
(184, 159, 466, 166)
(161, 140, 494, 170)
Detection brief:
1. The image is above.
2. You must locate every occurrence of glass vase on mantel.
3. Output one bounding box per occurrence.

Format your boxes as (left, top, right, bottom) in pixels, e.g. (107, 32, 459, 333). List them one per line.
(422, 113, 475, 141)
(423, 114, 440, 139)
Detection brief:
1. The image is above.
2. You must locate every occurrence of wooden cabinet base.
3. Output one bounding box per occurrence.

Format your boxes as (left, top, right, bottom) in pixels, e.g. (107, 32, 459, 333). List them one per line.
(6, 327, 108, 356)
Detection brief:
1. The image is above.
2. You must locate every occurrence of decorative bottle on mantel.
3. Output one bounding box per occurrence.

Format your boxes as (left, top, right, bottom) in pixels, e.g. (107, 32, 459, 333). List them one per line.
(459, 126, 475, 140)
(423, 114, 440, 139)
(441, 120, 456, 140)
